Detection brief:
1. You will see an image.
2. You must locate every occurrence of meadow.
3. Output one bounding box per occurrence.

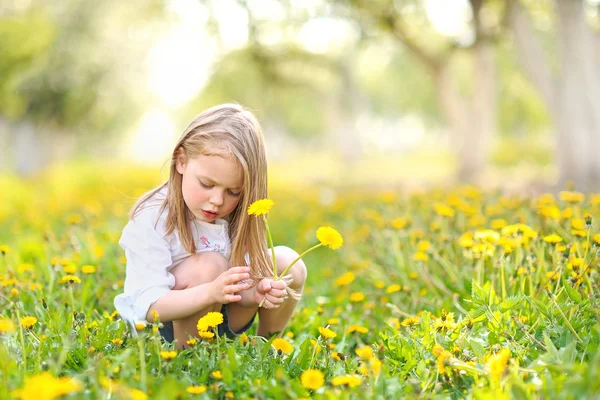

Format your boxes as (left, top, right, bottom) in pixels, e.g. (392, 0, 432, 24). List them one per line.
(1, 162, 599, 399)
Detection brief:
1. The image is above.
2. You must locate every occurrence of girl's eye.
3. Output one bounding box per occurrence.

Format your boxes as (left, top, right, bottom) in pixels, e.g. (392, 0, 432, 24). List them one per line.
(228, 190, 241, 197)
(199, 181, 213, 189)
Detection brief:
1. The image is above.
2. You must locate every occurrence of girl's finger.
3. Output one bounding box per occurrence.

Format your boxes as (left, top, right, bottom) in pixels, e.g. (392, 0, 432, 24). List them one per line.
(270, 280, 287, 290)
(224, 294, 242, 303)
(265, 294, 285, 304)
(228, 266, 251, 274)
(225, 282, 250, 294)
(226, 273, 251, 284)
(267, 289, 286, 298)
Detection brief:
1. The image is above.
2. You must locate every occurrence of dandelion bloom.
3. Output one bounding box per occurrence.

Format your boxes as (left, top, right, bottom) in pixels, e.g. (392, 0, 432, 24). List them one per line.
(355, 345, 374, 360)
(272, 338, 294, 354)
(318, 326, 337, 339)
(247, 199, 274, 216)
(134, 322, 146, 332)
(211, 370, 222, 380)
(60, 275, 81, 285)
(63, 264, 77, 274)
(129, 389, 148, 400)
(0, 318, 16, 333)
(198, 331, 215, 339)
(186, 386, 207, 394)
(386, 284, 401, 294)
(543, 234, 563, 244)
(332, 374, 362, 388)
(349, 292, 365, 302)
(187, 338, 198, 346)
(347, 325, 368, 334)
(486, 348, 510, 379)
(334, 272, 355, 287)
(20, 316, 37, 329)
(0, 245, 10, 255)
(81, 265, 96, 274)
(300, 369, 324, 390)
(111, 338, 123, 345)
(316, 226, 343, 250)
(160, 350, 177, 360)
(197, 312, 224, 332)
(11, 372, 82, 400)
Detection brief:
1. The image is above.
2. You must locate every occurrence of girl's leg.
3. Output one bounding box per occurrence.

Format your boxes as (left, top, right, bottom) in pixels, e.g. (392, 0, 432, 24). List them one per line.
(227, 246, 307, 337)
(170, 251, 228, 348)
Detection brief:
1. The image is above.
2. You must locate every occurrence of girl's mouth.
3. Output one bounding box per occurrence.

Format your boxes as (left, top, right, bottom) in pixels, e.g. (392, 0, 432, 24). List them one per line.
(202, 210, 217, 219)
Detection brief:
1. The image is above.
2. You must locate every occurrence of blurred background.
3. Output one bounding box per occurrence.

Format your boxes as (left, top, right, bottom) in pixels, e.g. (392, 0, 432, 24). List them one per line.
(1, 0, 599, 192)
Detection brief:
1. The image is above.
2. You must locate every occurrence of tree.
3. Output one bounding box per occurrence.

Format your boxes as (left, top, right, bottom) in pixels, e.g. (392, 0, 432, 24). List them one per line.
(507, 0, 600, 190)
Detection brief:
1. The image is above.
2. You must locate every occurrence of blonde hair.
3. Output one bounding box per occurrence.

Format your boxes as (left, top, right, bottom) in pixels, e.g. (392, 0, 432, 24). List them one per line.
(130, 104, 296, 296)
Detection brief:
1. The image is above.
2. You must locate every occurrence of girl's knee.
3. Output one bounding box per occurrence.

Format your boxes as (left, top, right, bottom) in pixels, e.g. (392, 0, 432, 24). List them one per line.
(274, 246, 307, 289)
(173, 251, 228, 288)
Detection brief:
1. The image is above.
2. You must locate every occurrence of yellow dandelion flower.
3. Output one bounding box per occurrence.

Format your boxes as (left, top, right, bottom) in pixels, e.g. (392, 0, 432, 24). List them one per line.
(111, 338, 123, 345)
(543, 234, 563, 244)
(60, 275, 81, 285)
(318, 326, 337, 339)
(198, 331, 215, 339)
(160, 350, 177, 360)
(413, 252, 429, 262)
(331, 374, 362, 388)
(11, 372, 82, 400)
(391, 217, 409, 229)
(129, 389, 148, 400)
(211, 370, 222, 380)
(0, 318, 16, 333)
(559, 191, 584, 204)
(81, 265, 96, 274)
(300, 369, 324, 390)
(0, 245, 10, 255)
(186, 385, 207, 394)
(355, 345, 374, 360)
(349, 292, 365, 302)
(327, 318, 340, 325)
(434, 204, 455, 217)
(197, 311, 224, 332)
(316, 226, 344, 250)
(347, 324, 368, 334)
(63, 264, 77, 274)
(247, 199, 274, 216)
(486, 348, 511, 379)
(239, 333, 249, 345)
(334, 271, 355, 287)
(386, 284, 401, 294)
(134, 322, 146, 332)
(272, 338, 294, 354)
(20, 316, 37, 329)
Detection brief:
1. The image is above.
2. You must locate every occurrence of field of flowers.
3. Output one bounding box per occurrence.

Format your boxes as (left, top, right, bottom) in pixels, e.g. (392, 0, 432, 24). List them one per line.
(1, 162, 599, 399)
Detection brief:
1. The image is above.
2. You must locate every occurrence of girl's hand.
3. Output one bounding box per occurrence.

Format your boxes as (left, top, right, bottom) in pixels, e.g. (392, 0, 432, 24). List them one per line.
(210, 266, 252, 304)
(254, 278, 288, 309)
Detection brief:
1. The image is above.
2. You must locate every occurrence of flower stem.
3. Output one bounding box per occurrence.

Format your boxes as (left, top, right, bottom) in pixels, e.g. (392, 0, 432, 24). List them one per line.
(263, 215, 277, 280)
(277, 243, 322, 281)
(14, 307, 27, 369)
(138, 336, 147, 391)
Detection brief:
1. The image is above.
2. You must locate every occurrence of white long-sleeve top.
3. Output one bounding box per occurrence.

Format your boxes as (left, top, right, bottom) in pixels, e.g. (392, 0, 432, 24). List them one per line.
(113, 191, 231, 327)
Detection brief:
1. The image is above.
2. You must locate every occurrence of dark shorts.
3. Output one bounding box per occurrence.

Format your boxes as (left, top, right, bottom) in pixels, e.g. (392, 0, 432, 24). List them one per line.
(159, 304, 255, 343)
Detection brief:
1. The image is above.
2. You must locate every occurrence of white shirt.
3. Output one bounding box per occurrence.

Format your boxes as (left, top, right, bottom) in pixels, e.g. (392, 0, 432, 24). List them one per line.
(113, 191, 231, 326)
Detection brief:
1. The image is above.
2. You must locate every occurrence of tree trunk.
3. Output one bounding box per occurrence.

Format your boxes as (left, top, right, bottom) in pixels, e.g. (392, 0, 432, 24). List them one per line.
(509, 0, 600, 191)
(435, 42, 496, 184)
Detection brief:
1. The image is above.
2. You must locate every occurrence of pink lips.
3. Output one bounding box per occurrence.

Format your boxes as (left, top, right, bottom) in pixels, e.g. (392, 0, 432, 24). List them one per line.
(202, 210, 217, 219)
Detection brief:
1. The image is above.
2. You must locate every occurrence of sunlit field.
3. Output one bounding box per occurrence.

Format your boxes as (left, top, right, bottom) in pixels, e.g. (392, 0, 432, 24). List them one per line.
(1, 162, 599, 399)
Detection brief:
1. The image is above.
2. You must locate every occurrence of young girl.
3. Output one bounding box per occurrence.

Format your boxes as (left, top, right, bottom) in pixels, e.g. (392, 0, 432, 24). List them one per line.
(114, 104, 307, 347)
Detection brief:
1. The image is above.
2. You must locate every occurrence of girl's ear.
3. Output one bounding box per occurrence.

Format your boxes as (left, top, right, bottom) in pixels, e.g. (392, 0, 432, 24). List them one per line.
(175, 149, 187, 175)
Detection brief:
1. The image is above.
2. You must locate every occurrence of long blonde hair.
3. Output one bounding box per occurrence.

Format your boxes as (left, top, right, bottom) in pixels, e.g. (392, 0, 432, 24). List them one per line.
(130, 103, 284, 291)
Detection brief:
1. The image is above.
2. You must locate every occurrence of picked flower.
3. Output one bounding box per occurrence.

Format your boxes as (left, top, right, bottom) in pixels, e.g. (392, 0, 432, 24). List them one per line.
(248, 198, 344, 308)
(300, 369, 324, 390)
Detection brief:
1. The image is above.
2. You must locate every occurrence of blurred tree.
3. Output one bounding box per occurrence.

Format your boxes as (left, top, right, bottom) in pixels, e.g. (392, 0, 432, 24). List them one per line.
(332, 0, 504, 183)
(0, 0, 165, 175)
(506, 0, 600, 190)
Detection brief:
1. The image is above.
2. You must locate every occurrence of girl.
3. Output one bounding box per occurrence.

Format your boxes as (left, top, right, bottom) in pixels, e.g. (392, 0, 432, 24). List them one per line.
(114, 104, 307, 347)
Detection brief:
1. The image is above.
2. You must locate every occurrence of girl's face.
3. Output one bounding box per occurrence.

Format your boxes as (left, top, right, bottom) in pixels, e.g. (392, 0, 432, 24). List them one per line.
(176, 153, 243, 223)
